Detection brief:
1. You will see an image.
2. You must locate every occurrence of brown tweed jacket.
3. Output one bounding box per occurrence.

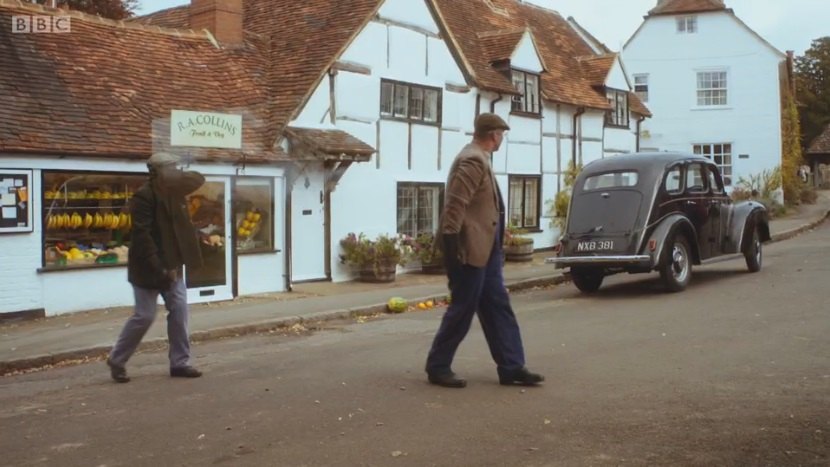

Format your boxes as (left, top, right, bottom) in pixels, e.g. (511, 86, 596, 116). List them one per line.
(439, 143, 501, 267)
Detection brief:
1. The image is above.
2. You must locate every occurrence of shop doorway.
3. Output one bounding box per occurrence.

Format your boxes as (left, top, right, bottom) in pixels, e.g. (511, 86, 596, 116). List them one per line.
(185, 176, 233, 303)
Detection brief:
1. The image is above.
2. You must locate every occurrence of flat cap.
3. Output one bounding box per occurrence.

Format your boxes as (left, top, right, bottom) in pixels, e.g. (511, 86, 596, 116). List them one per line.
(474, 113, 510, 133)
(147, 151, 181, 168)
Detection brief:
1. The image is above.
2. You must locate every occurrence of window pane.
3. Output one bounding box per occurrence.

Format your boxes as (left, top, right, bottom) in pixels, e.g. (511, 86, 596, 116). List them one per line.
(235, 178, 274, 252)
(423, 90, 439, 123)
(686, 164, 705, 192)
(397, 185, 416, 237)
(42, 172, 145, 269)
(416, 186, 437, 234)
(512, 71, 525, 112)
(380, 81, 393, 116)
(526, 74, 539, 113)
(665, 167, 682, 193)
(583, 171, 639, 190)
(523, 178, 538, 228)
(409, 87, 424, 120)
(508, 178, 523, 227)
(393, 84, 409, 117)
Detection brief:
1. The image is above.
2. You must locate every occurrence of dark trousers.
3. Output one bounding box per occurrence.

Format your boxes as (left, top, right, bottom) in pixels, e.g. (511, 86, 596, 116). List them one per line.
(425, 237, 526, 377)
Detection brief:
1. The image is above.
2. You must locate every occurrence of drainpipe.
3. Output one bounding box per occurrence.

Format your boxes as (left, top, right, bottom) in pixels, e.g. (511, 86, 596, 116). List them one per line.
(572, 107, 585, 167)
(284, 173, 293, 292)
(475, 93, 481, 117)
(635, 115, 646, 152)
(490, 93, 504, 113)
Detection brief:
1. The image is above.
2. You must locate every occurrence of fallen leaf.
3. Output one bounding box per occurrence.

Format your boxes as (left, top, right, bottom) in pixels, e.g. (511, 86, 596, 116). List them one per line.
(391, 451, 403, 457)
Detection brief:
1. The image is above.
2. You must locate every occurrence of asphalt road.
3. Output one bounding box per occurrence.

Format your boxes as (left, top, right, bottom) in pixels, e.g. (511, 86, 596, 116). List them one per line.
(2, 225, 829, 466)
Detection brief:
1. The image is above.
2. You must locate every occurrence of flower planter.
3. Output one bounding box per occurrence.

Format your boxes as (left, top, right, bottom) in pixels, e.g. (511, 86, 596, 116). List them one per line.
(358, 261, 397, 283)
(504, 241, 534, 262)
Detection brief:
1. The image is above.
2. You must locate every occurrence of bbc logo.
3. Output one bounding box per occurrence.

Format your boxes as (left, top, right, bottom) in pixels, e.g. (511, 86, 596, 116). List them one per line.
(12, 15, 71, 33)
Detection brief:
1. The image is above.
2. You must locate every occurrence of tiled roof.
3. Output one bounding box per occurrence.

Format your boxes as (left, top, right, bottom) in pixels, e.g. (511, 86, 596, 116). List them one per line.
(578, 54, 617, 87)
(285, 127, 375, 160)
(128, 5, 190, 29)
(648, 0, 728, 16)
(133, 0, 383, 134)
(0, 1, 282, 163)
(477, 28, 526, 63)
(431, 0, 611, 110)
(807, 123, 830, 155)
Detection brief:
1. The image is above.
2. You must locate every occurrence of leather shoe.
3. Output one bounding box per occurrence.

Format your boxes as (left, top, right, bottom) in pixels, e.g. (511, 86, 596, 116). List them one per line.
(170, 366, 202, 378)
(428, 372, 467, 388)
(498, 367, 544, 386)
(106, 358, 130, 383)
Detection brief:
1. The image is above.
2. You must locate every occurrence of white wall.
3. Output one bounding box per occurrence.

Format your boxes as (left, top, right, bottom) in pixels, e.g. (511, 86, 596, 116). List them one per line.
(623, 11, 785, 184)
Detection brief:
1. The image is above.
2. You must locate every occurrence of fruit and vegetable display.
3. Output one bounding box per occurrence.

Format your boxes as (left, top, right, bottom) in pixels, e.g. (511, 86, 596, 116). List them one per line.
(42, 177, 142, 268)
(237, 209, 263, 240)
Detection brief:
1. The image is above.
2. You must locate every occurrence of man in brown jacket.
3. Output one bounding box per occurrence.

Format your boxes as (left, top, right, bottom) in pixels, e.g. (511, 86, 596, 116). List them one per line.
(106, 152, 205, 383)
(425, 113, 544, 388)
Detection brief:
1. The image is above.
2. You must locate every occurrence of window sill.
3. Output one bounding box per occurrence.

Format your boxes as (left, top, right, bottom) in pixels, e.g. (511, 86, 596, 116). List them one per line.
(379, 115, 441, 127)
(605, 124, 631, 130)
(38, 262, 126, 273)
(509, 111, 542, 119)
(237, 248, 281, 256)
(691, 106, 732, 111)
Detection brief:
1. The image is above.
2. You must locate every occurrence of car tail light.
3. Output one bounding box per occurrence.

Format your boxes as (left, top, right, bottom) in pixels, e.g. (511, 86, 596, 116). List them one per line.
(648, 239, 657, 251)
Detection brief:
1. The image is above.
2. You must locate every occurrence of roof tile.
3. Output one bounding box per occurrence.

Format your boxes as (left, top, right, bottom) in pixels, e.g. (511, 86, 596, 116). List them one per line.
(647, 0, 728, 16)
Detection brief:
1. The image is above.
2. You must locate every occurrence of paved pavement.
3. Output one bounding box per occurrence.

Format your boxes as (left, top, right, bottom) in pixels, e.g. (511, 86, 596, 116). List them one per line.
(2, 192, 829, 374)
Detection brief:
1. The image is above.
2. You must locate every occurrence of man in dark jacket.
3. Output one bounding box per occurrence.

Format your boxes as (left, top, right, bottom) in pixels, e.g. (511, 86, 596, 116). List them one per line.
(106, 152, 205, 383)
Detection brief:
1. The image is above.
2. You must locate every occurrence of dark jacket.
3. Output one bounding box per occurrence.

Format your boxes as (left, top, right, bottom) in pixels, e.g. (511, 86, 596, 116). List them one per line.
(127, 170, 205, 289)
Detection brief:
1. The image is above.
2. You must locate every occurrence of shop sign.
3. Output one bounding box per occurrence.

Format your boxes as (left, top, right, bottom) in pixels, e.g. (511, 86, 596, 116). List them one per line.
(171, 110, 242, 149)
(0, 169, 32, 233)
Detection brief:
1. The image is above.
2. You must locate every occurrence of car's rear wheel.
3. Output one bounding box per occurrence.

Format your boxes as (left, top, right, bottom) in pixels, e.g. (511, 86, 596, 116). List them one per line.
(571, 268, 604, 293)
(744, 225, 762, 273)
(659, 235, 691, 292)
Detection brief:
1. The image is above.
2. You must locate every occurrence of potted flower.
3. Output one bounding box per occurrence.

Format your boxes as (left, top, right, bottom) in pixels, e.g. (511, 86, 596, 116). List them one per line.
(503, 224, 534, 262)
(411, 232, 444, 274)
(339, 232, 413, 283)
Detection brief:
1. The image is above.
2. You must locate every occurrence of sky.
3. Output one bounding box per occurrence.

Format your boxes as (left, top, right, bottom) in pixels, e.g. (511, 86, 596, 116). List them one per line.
(135, 0, 828, 56)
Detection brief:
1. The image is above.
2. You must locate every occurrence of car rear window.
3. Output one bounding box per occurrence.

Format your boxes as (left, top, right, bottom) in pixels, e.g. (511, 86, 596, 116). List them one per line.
(582, 171, 638, 191)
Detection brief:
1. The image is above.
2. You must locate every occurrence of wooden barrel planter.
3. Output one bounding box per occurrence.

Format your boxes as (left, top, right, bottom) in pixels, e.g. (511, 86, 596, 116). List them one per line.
(358, 261, 397, 283)
(504, 240, 534, 262)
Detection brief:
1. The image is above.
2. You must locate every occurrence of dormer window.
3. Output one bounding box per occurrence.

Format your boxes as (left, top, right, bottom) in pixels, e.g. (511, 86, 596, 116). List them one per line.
(511, 69, 540, 115)
(605, 88, 629, 128)
(677, 16, 697, 33)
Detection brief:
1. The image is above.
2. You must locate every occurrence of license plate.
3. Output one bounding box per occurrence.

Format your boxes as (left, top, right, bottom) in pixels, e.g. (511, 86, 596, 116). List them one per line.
(577, 240, 614, 252)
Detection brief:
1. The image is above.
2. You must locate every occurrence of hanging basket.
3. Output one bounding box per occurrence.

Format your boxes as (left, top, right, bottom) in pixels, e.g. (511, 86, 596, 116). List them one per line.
(358, 261, 397, 283)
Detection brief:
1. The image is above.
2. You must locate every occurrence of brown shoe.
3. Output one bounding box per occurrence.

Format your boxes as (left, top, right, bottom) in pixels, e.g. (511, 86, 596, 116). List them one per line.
(170, 366, 202, 378)
(106, 358, 130, 383)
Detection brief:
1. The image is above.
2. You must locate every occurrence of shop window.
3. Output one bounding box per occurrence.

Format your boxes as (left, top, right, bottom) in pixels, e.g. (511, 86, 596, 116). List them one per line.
(397, 183, 443, 238)
(42, 171, 145, 269)
(508, 176, 540, 229)
(233, 178, 275, 253)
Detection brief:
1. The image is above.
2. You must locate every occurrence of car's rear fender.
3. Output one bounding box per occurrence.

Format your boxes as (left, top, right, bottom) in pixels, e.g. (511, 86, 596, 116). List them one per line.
(644, 214, 701, 267)
(726, 201, 770, 253)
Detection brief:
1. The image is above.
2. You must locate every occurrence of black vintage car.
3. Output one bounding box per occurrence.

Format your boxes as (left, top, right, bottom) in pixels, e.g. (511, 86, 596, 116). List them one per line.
(546, 152, 771, 293)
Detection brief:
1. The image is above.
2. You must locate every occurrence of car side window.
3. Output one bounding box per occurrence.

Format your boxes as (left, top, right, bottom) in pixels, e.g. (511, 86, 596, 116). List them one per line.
(686, 163, 706, 193)
(665, 166, 682, 194)
(707, 166, 724, 194)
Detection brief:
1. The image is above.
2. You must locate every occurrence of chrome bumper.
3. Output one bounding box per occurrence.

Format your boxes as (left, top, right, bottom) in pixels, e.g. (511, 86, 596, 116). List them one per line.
(545, 255, 651, 265)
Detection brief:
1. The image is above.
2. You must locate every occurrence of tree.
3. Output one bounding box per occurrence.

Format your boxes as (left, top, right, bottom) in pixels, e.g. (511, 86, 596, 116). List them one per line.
(795, 37, 830, 150)
(47, 0, 138, 20)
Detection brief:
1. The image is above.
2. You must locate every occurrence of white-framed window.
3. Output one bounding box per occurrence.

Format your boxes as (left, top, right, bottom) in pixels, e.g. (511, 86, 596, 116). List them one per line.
(511, 69, 540, 115)
(605, 88, 629, 127)
(677, 16, 697, 33)
(633, 74, 649, 103)
(380, 80, 441, 124)
(397, 183, 444, 237)
(693, 143, 732, 185)
(697, 71, 727, 106)
(508, 176, 540, 229)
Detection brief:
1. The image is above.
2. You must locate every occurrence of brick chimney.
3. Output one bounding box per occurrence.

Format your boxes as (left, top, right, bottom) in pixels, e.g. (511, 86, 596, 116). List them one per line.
(190, 0, 243, 46)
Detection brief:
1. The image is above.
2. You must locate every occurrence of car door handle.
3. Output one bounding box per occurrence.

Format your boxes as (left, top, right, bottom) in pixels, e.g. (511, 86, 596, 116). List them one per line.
(685, 200, 697, 205)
